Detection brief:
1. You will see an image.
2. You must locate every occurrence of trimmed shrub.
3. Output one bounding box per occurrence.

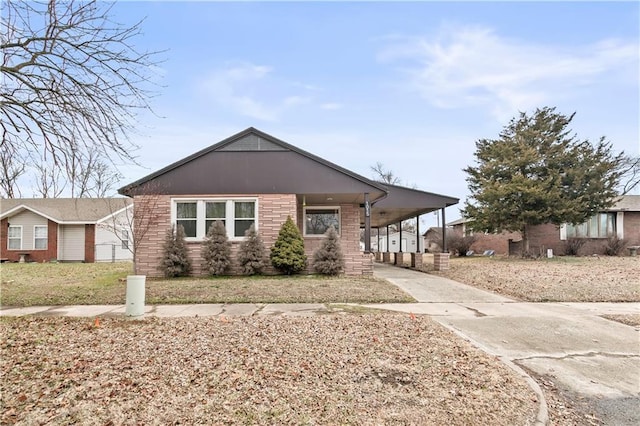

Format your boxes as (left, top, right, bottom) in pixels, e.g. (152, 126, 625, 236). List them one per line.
(238, 224, 267, 275)
(202, 221, 231, 275)
(270, 216, 307, 275)
(564, 237, 586, 256)
(160, 224, 191, 277)
(313, 225, 344, 275)
(603, 236, 627, 256)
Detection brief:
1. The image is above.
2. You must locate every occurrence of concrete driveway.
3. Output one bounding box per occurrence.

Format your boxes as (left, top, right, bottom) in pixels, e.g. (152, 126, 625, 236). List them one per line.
(371, 263, 640, 426)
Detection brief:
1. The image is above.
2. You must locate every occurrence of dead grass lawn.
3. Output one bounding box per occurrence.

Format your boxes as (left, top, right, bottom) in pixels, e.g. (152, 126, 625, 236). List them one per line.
(423, 256, 639, 302)
(0, 262, 414, 307)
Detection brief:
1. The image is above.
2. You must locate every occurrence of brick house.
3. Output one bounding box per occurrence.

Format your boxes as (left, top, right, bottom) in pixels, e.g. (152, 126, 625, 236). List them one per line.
(119, 128, 458, 276)
(1, 198, 133, 263)
(526, 195, 640, 256)
(446, 218, 520, 255)
(452, 195, 640, 256)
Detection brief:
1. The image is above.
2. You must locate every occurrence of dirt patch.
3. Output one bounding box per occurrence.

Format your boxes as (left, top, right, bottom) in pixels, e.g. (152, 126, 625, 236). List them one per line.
(600, 314, 640, 327)
(1, 315, 538, 425)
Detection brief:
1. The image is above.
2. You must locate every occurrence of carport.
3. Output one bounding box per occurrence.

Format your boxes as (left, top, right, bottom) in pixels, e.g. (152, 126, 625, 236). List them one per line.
(360, 183, 459, 269)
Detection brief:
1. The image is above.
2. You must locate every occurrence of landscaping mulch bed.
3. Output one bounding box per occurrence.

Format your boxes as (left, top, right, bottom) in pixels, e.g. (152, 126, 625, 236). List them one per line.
(1, 314, 538, 425)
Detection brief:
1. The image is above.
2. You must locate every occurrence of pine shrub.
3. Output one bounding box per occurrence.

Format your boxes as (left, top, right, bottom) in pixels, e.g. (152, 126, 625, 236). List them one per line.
(238, 224, 267, 275)
(160, 225, 191, 277)
(202, 221, 232, 275)
(270, 216, 307, 275)
(312, 225, 344, 275)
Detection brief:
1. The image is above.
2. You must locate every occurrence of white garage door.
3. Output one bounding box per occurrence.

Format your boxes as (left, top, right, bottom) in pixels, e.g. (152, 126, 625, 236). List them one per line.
(59, 225, 85, 261)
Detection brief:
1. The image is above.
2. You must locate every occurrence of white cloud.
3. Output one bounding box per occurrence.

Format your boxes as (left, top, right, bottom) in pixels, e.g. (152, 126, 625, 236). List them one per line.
(200, 62, 279, 121)
(378, 25, 638, 120)
(200, 63, 344, 120)
(320, 102, 343, 110)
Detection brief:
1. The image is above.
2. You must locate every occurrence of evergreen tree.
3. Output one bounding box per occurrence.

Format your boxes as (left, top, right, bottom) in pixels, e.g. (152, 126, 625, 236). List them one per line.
(160, 225, 191, 277)
(238, 224, 267, 275)
(270, 216, 307, 275)
(312, 225, 344, 275)
(463, 107, 626, 254)
(202, 221, 231, 276)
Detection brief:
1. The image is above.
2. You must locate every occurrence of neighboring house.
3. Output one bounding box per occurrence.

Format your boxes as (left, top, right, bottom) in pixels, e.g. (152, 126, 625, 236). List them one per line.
(1, 198, 133, 263)
(447, 218, 520, 255)
(376, 231, 422, 253)
(526, 195, 640, 256)
(422, 227, 448, 253)
(119, 127, 458, 277)
(454, 195, 640, 256)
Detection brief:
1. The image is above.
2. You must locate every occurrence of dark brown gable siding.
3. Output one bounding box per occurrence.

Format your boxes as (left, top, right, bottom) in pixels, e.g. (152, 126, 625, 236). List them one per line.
(128, 151, 384, 197)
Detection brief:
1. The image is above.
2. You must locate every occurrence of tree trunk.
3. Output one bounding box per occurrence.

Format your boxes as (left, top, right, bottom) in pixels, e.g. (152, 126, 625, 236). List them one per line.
(522, 224, 531, 257)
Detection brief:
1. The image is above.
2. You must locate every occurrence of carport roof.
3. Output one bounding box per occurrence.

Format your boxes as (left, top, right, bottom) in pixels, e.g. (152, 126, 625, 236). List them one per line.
(366, 183, 459, 228)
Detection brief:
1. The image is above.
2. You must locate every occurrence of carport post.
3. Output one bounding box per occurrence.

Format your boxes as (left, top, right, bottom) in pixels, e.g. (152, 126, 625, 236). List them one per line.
(441, 208, 447, 252)
(364, 193, 371, 253)
(416, 215, 420, 253)
(399, 222, 403, 252)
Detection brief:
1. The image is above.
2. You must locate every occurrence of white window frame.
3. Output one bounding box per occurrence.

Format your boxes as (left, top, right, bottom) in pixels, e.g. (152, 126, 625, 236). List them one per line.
(564, 213, 616, 239)
(171, 198, 258, 241)
(121, 229, 129, 250)
(303, 206, 341, 237)
(33, 225, 48, 250)
(8, 225, 22, 250)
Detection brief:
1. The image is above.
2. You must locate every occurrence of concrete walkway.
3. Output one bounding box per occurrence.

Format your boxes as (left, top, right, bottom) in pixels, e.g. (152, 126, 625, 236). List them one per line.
(368, 263, 640, 426)
(2, 263, 638, 424)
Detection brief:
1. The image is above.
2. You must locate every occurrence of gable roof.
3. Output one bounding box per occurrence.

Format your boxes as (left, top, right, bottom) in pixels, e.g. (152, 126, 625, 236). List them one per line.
(119, 127, 387, 201)
(0, 198, 132, 224)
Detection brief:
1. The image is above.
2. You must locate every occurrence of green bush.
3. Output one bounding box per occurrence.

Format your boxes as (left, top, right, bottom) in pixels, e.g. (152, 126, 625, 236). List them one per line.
(312, 225, 344, 275)
(160, 225, 191, 278)
(270, 216, 307, 275)
(237, 224, 267, 275)
(202, 221, 231, 275)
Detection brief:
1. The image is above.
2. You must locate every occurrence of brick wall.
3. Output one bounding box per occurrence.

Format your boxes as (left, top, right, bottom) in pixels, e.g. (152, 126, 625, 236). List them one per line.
(0, 218, 59, 262)
(470, 231, 521, 255)
(133, 195, 172, 276)
(135, 194, 373, 276)
(84, 224, 95, 263)
(302, 203, 373, 276)
(623, 212, 640, 246)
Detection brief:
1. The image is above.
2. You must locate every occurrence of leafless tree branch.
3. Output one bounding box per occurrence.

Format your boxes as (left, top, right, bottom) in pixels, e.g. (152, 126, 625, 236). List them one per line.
(1, 0, 163, 188)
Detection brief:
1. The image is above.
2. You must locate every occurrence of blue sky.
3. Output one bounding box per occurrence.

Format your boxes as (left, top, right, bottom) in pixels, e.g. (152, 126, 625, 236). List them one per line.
(112, 0, 639, 225)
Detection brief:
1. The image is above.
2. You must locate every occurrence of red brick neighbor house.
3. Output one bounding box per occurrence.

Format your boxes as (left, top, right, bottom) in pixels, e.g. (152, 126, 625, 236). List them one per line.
(0, 198, 133, 263)
(450, 195, 640, 256)
(119, 127, 458, 276)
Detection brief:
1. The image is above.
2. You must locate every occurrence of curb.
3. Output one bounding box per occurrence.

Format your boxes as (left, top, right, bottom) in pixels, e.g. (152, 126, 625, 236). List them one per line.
(433, 319, 549, 426)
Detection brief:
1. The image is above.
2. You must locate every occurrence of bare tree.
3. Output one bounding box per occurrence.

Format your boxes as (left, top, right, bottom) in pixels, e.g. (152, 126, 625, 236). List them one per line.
(99, 189, 162, 274)
(370, 162, 401, 185)
(1, 0, 161, 186)
(0, 145, 25, 198)
(65, 150, 123, 197)
(32, 159, 66, 198)
(620, 155, 640, 195)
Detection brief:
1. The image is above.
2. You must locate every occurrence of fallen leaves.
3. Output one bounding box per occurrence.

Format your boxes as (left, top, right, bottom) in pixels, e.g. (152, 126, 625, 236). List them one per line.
(1, 314, 538, 425)
(426, 256, 639, 302)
